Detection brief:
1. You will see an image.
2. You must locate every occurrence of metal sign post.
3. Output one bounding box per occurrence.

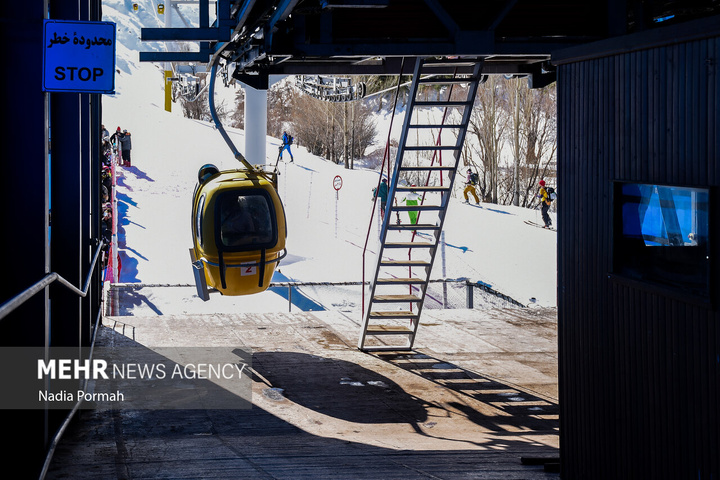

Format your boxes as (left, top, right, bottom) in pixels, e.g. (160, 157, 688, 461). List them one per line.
(333, 175, 343, 238)
(42, 20, 116, 94)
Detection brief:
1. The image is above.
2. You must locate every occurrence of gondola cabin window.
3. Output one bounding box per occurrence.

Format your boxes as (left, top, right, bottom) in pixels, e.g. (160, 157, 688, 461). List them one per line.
(613, 183, 711, 297)
(217, 191, 276, 249)
(195, 194, 206, 247)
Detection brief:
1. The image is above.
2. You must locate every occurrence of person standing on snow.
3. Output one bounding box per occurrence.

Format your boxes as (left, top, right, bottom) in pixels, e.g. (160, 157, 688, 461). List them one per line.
(372, 178, 389, 218)
(119, 129, 132, 166)
(110, 127, 132, 166)
(279, 131, 294, 162)
(110, 126, 121, 145)
(537, 179, 553, 229)
(109, 127, 122, 161)
(463, 169, 480, 204)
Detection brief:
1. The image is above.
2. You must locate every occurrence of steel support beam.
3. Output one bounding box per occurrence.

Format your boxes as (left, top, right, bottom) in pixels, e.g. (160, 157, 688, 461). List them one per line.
(139, 49, 212, 62)
(141, 27, 231, 41)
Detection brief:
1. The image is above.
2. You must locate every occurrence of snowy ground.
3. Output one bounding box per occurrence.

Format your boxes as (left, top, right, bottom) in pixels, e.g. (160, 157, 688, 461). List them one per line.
(101, 2, 557, 316)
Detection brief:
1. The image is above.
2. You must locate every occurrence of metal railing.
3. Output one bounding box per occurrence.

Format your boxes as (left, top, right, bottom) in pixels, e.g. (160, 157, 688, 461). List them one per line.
(362, 59, 406, 317)
(38, 308, 103, 480)
(0, 239, 106, 480)
(0, 240, 105, 321)
(106, 278, 525, 314)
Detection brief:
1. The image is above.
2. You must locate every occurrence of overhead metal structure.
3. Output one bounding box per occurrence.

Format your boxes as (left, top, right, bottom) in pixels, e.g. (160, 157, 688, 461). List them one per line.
(139, 0, 720, 89)
(294, 75, 366, 102)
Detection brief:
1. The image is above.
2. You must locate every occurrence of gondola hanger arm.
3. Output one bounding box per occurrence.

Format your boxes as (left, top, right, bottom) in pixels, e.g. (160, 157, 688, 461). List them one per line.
(209, 54, 255, 171)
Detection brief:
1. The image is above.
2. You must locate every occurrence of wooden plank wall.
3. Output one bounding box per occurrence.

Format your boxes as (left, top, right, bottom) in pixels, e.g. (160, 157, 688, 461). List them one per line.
(556, 34, 720, 479)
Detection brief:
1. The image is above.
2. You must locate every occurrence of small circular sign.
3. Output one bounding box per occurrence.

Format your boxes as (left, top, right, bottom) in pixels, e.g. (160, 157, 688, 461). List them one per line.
(333, 175, 343, 191)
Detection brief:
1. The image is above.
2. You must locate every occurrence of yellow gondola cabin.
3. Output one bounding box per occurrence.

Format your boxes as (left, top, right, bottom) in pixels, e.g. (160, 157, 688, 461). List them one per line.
(190, 164, 286, 299)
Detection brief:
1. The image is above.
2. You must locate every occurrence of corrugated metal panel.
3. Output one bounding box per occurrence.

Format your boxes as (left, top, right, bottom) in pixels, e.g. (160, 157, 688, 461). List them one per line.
(557, 33, 720, 480)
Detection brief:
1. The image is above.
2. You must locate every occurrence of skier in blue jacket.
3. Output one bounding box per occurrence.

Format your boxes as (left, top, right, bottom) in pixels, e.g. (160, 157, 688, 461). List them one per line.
(279, 131, 294, 162)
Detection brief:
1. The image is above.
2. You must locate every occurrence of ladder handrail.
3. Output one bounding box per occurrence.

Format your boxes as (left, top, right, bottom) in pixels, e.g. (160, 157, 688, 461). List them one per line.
(361, 58, 407, 318)
(359, 57, 425, 349)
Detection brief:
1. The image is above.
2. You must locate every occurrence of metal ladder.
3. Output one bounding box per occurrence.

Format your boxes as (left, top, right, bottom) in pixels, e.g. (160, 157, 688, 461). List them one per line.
(358, 57, 485, 352)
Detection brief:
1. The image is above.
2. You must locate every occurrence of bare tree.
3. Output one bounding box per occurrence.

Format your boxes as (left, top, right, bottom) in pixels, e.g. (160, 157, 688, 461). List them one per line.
(350, 100, 378, 162)
(181, 86, 228, 123)
(292, 93, 330, 156)
(463, 76, 556, 208)
(277, 80, 376, 167)
(468, 75, 508, 203)
(514, 81, 557, 208)
(267, 80, 296, 138)
(230, 88, 245, 129)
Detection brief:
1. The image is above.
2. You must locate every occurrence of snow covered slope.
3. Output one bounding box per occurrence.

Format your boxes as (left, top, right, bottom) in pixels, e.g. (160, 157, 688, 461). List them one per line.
(101, 1, 557, 315)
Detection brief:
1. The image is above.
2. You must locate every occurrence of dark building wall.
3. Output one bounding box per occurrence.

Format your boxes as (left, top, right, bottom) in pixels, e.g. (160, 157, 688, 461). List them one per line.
(555, 18, 720, 480)
(0, 3, 53, 474)
(0, 1, 104, 477)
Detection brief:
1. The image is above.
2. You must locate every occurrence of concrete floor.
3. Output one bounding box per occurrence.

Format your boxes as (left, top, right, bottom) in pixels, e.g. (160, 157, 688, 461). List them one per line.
(46, 306, 559, 479)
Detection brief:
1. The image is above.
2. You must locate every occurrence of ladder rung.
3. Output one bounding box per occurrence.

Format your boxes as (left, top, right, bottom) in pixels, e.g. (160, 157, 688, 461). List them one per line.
(366, 325, 413, 334)
(392, 205, 443, 211)
(395, 185, 450, 192)
(387, 223, 439, 231)
(384, 242, 434, 249)
(368, 312, 418, 320)
(380, 260, 431, 267)
(372, 295, 422, 302)
(360, 344, 413, 352)
(376, 277, 426, 285)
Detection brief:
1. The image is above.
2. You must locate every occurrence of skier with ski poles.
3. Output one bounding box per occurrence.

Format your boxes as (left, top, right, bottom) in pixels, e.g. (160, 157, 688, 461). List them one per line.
(279, 131, 294, 162)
